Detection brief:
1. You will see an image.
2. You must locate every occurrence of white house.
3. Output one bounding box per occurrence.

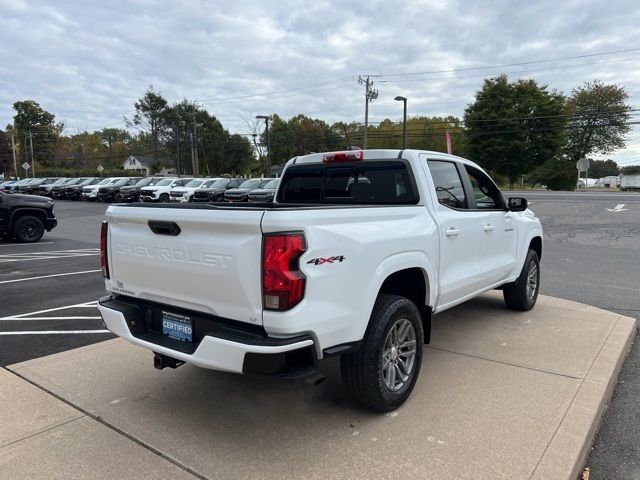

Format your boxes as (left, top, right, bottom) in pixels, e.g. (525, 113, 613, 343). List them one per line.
(122, 155, 176, 176)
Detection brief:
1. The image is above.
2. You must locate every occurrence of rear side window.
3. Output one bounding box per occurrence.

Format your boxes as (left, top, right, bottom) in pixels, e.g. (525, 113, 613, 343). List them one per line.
(277, 161, 418, 204)
(427, 160, 466, 209)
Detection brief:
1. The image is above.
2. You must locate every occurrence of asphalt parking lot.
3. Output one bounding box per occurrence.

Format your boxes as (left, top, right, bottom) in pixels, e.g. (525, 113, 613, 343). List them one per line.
(0, 200, 112, 365)
(0, 191, 639, 478)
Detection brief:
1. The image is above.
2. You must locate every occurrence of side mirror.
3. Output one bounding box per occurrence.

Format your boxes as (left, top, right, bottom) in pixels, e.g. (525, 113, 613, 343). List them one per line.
(508, 197, 528, 212)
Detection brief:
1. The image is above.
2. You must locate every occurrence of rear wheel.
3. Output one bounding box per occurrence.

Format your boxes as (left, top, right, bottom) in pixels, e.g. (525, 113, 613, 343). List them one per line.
(341, 294, 423, 412)
(503, 249, 540, 311)
(12, 215, 45, 243)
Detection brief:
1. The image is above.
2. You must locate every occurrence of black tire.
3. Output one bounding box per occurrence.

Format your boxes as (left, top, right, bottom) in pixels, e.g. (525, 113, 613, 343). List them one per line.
(159, 193, 169, 202)
(341, 294, 424, 412)
(503, 249, 540, 311)
(12, 215, 45, 243)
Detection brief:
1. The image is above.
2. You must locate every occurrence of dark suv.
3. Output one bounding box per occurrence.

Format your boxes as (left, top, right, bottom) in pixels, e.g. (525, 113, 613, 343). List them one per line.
(97, 177, 142, 202)
(18, 178, 59, 195)
(224, 178, 270, 202)
(115, 177, 164, 202)
(192, 178, 243, 202)
(0, 191, 57, 242)
(64, 178, 100, 200)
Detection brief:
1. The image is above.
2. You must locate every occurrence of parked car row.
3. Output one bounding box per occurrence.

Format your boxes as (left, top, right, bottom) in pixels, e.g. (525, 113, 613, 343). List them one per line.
(0, 176, 279, 203)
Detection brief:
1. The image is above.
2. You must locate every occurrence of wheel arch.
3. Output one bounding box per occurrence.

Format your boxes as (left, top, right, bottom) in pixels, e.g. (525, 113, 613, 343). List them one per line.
(365, 252, 436, 344)
(529, 235, 542, 260)
(9, 207, 47, 226)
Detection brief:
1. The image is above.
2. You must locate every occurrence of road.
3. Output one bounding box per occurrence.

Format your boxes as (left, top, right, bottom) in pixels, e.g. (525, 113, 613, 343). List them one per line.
(0, 190, 639, 478)
(508, 190, 640, 480)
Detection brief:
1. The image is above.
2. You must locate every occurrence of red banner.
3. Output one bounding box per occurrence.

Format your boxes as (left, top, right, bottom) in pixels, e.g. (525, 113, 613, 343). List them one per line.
(445, 130, 452, 154)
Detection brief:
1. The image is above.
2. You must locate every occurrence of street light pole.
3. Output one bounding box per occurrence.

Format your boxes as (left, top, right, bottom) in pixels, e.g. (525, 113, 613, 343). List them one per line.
(394, 96, 407, 149)
(256, 115, 271, 177)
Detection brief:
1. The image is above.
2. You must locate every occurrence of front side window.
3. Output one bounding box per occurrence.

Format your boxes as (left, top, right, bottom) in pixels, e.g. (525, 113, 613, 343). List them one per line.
(172, 179, 192, 187)
(185, 180, 204, 188)
(465, 166, 503, 209)
(427, 160, 466, 209)
(239, 179, 262, 189)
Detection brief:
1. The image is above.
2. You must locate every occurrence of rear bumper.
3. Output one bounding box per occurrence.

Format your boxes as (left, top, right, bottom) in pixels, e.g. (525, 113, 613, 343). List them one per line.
(98, 296, 316, 376)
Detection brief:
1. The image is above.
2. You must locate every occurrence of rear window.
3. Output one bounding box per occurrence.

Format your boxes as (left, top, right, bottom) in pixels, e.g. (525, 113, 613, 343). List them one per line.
(277, 161, 418, 204)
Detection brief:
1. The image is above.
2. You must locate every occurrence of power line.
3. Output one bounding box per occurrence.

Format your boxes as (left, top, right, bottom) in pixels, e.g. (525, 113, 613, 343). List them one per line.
(375, 48, 640, 78)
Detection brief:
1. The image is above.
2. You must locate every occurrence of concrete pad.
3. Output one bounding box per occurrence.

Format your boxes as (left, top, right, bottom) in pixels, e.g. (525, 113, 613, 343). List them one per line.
(0, 367, 82, 447)
(8, 294, 636, 480)
(430, 292, 621, 377)
(0, 416, 197, 479)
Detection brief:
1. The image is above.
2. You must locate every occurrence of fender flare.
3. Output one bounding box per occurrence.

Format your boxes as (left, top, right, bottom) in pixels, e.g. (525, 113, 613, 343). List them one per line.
(363, 250, 437, 315)
(9, 207, 47, 227)
(512, 227, 543, 276)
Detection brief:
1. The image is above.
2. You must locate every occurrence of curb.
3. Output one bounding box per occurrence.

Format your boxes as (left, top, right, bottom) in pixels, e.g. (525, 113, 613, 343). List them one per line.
(530, 314, 636, 479)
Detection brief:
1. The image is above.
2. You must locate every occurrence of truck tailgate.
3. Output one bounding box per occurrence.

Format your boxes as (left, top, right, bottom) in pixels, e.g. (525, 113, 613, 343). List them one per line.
(105, 205, 265, 326)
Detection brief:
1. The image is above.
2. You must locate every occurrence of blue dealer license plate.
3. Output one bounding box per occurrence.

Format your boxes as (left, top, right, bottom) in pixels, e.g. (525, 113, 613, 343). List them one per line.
(162, 311, 193, 342)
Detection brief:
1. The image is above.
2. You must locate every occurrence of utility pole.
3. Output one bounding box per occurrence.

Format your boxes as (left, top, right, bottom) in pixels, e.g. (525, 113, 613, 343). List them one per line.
(175, 125, 181, 177)
(11, 135, 18, 179)
(190, 132, 195, 176)
(29, 131, 35, 177)
(108, 133, 113, 168)
(358, 76, 379, 149)
(53, 135, 58, 176)
(192, 114, 200, 177)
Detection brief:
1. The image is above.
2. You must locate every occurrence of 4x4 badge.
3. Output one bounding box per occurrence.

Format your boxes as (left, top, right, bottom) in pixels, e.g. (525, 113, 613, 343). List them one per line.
(306, 256, 346, 265)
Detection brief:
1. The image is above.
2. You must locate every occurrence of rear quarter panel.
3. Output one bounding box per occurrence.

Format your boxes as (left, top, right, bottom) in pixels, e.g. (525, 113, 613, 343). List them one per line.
(261, 206, 438, 354)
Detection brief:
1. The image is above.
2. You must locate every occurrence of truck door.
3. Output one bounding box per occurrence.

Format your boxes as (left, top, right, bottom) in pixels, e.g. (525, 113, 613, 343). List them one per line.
(423, 158, 486, 307)
(460, 164, 518, 284)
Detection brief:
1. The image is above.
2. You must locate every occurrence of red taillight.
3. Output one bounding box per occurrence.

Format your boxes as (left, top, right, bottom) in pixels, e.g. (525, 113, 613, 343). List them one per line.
(262, 233, 306, 311)
(100, 221, 109, 279)
(322, 150, 364, 163)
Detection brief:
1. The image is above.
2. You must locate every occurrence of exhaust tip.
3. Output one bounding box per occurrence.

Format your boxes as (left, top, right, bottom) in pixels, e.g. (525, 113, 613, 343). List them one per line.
(304, 373, 326, 386)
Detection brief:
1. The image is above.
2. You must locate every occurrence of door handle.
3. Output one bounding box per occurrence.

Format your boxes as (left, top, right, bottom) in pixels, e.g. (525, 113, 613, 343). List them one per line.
(482, 224, 495, 232)
(445, 227, 461, 237)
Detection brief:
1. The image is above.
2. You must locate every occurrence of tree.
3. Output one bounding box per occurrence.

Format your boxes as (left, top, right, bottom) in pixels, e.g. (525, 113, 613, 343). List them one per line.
(587, 159, 619, 178)
(464, 75, 566, 188)
(533, 80, 632, 190)
(564, 81, 631, 162)
(127, 86, 170, 162)
(164, 100, 255, 176)
(0, 130, 11, 176)
(149, 159, 164, 174)
(12, 100, 62, 169)
(96, 128, 132, 167)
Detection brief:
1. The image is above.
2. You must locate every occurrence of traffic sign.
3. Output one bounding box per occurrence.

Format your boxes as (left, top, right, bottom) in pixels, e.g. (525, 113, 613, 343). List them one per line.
(576, 158, 590, 171)
(97, 165, 104, 172)
(22, 162, 30, 171)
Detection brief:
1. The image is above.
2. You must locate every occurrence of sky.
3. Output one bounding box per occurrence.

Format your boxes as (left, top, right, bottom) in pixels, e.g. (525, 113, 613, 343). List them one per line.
(1, 0, 639, 165)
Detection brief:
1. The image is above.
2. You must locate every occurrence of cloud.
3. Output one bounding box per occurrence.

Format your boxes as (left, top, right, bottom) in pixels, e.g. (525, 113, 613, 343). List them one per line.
(0, 0, 639, 160)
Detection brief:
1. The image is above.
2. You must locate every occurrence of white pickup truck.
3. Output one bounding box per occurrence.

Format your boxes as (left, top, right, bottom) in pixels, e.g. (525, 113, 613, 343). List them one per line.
(98, 149, 543, 411)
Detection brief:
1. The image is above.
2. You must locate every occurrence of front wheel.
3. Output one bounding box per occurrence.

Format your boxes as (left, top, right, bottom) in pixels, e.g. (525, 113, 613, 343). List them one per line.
(341, 294, 424, 412)
(159, 193, 169, 202)
(503, 249, 540, 311)
(12, 215, 45, 243)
